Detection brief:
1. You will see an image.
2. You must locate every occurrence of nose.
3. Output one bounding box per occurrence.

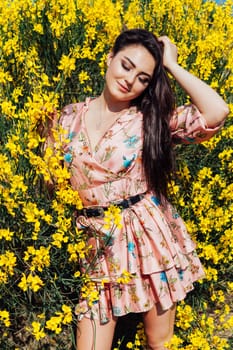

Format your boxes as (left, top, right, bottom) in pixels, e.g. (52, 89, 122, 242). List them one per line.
(125, 72, 136, 87)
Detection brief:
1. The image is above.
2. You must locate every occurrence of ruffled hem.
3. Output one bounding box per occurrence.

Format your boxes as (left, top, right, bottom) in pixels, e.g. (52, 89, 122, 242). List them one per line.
(75, 251, 205, 324)
(75, 194, 205, 324)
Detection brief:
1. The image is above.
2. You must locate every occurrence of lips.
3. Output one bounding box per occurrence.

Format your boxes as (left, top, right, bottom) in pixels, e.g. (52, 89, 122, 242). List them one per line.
(117, 81, 130, 93)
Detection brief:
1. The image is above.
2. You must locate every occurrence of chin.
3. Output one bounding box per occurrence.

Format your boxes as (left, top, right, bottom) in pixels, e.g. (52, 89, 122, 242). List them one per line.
(116, 90, 139, 102)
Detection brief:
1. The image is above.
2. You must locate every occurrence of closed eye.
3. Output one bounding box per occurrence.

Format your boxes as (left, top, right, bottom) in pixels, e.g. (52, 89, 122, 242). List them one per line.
(122, 55, 152, 83)
(138, 76, 150, 85)
(122, 61, 131, 71)
(122, 63, 150, 84)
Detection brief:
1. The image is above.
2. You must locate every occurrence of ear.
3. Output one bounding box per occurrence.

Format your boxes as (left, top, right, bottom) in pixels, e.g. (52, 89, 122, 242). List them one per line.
(107, 52, 114, 66)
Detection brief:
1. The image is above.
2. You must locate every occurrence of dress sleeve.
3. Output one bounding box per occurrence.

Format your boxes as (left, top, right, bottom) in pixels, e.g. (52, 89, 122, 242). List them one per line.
(59, 102, 85, 131)
(170, 104, 225, 144)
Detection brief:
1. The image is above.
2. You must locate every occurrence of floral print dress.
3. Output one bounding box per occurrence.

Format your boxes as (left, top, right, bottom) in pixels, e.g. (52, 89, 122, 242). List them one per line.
(60, 97, 223, 324)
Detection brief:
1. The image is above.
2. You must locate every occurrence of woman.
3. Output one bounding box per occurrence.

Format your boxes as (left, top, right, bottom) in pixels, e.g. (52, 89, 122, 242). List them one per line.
(55, 29, 229, 350)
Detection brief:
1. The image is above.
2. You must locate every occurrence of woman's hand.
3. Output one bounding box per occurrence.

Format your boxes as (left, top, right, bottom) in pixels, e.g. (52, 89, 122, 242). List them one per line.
(37, 108, 58, 139)
(158, 36, 178, 71)
(158, 36, 229, 127)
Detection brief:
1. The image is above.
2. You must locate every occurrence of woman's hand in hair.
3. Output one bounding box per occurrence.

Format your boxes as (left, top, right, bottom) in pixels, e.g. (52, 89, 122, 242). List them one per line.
(158, 36, 178, 71)
(158, 37, 229, 127)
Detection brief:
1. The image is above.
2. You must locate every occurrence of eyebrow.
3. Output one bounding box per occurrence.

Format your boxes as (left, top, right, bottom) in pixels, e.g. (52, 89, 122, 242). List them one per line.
(123, 56, 152, 78)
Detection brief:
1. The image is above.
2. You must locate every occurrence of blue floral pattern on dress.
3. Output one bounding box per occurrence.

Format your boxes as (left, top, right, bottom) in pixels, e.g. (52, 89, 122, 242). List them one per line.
(160, 271, 168, 282)
(123, 135, 139, 148)
(151, 196, 161, 206)
(178, 269, 184, 281)
(64, 152, 73, 163)
(127, 241, 136, 258)
(123, 154, 136, 168)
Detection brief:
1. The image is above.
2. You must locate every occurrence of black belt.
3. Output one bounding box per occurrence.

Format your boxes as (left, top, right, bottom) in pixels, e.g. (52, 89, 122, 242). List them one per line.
(77, 193, 145, 218)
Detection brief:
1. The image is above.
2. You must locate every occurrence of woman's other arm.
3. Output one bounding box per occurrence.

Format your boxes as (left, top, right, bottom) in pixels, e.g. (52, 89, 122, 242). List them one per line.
(159, 36, 229, 128)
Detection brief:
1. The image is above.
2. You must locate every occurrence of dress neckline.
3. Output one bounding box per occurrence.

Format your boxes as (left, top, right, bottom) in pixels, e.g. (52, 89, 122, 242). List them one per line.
(82, 97, 138, 154)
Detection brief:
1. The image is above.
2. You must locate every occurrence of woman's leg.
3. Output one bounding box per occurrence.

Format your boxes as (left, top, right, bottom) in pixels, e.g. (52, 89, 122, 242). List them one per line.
(142, 303, 176, 350)
(76, 315, 117, 350)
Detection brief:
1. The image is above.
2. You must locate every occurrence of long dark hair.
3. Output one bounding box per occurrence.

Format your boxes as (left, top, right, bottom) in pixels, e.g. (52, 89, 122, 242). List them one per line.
(112, 28, 176, 202)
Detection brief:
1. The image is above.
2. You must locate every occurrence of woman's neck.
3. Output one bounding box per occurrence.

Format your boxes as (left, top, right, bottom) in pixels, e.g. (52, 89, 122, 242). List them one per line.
(100, 90, 130, 114)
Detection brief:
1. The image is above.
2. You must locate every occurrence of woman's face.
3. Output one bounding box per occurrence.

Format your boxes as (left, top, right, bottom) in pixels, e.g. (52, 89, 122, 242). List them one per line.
(104, 44, 156, 104)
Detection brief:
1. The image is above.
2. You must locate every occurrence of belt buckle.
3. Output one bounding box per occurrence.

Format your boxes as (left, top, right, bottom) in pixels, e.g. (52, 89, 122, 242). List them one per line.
(81, 208, 92, 217)
(83, 207, 105, 218)
(97, 207, 105, 218)
(82, 208, 88, 217)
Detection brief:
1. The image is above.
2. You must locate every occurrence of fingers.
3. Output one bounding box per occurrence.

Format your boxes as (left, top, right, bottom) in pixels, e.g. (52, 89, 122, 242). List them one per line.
(158, 36, 178, 68)
(158, 35, 171, 43)
(37, 108, 58, 138)
(158, 36, 177, 52)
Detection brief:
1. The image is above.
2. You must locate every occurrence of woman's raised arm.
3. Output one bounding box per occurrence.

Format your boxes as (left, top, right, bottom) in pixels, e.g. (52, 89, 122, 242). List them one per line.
(159, 36, 229, 127)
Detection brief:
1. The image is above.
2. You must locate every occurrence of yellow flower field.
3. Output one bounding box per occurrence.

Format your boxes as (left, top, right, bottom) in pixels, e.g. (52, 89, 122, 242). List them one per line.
(0, 0, 232, 349)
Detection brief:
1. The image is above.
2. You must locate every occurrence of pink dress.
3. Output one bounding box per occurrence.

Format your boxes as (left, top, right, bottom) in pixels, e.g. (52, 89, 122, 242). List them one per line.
(60, 98, 223, 324)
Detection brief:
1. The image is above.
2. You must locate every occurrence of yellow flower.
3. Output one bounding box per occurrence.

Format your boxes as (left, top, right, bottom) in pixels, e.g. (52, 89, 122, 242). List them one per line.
(0, 310, 11, 327)
(198, 243, 221, 264)
(227, 282, 233, 291)
(45, 315, 63, 334)
(165, 334, 184, 348)
(11, 87, 23, 102)
(0, 69, 13, 84)
(0, 251, 17, 283)
(31, 321, 46, 340)
(46, 305, 72, 333)
(78, 70, 90, 84)
(6, 135, 24, 157)
(58, 54, 76, 77)
(176, 303, 194, 330)
(74, 271, 81, 278)
(67, 240, 89, 261)
(18, 273, 44, 292)
(1, 100, 16, 118)
(61, 304, 72, 324)
(116, 270, 133, 284)
(51, 231, 69, 248)
(103, 204, 123, 230)
(55, 184, 83, 208)
(0, 229, 14, 241)
(33, 23, 43, 34)
(24, 245, 51, 272)
(204, 266, 218, 282)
